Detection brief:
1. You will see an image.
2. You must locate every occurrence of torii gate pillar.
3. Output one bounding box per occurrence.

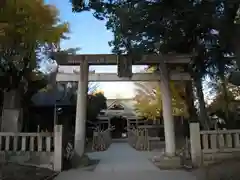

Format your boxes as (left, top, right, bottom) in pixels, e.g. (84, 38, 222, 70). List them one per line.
(159, 63, 176, 157)
(153, 62, 181, 168)
(74, 59, 89, 157)
(160, 79, 176, 156)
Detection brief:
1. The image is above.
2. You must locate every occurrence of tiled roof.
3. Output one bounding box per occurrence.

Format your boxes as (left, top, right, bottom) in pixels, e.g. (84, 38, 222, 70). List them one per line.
(31, 84, 74, 106)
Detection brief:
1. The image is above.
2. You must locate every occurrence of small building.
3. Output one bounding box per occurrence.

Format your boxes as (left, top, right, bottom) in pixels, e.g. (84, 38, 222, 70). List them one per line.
(100, 98, 137, 117)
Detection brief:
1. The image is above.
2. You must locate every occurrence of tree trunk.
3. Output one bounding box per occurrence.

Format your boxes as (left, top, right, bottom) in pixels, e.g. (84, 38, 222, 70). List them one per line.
(1, 89, 23, 132)
(185, 81, 198, 122)
(220, 73, 230, 120)
(232, 6, 240, 68)
(194, 75, 210, 130)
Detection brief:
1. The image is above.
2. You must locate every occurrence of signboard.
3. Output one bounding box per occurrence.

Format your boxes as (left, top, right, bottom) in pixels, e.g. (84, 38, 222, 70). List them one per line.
(117, 56, 132, 78)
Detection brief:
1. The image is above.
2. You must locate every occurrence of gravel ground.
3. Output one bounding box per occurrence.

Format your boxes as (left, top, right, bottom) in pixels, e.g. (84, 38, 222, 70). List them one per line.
(0, 163, 57, 180)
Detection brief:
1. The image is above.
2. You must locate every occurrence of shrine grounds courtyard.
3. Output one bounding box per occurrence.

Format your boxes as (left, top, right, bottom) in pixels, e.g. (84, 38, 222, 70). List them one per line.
(54, 143, 197, 180)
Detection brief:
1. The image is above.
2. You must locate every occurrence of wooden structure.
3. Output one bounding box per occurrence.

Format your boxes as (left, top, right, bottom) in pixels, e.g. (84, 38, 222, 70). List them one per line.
(92, 127, 112, 151)
(127, 125, 164, 151)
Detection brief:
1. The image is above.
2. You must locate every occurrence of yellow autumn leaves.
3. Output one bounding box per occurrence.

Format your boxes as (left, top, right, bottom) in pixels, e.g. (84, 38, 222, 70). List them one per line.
(134, 80, 188, 120)
(134, 66, 188, 120)
(0, 0, 69, 66)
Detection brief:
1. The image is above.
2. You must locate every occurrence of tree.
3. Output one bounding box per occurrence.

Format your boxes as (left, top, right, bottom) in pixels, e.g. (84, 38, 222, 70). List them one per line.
(58, 75, 106, 122)
(69, 1, 213, 129)
(87, 92, 107, 122)
(50, 47, 104, 122)
(0, 0, 69, 132)
(134, 67, 188, 119)
(208, 81, 240, 128)
(134, 81, 188, 118)
(70, 0, 239, 129)
(0, 0, 68, 91)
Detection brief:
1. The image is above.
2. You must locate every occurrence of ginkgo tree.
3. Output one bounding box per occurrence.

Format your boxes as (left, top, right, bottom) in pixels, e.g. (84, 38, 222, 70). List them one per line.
(134, 81, 188, 120)
(0, 0, 69, 131)
(134, 67, 188, 120)
(0, 0, 68, 88)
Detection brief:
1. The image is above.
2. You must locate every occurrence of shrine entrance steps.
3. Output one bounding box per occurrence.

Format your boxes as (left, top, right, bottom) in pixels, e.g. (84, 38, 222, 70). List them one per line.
(54, 143, 197, 180)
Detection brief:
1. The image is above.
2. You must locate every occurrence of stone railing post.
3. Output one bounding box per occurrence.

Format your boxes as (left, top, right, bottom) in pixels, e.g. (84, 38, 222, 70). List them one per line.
(190, 122, 202, 167)
(54, 125, 63, 171)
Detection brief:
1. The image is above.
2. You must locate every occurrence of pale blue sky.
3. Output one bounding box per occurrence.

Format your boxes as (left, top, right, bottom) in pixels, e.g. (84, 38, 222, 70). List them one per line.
(45, 0, 146, 99)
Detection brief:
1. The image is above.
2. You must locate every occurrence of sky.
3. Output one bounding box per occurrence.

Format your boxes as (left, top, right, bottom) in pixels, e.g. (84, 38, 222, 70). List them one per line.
(43, 0, 216, 103)
(44, 0, 146, 99)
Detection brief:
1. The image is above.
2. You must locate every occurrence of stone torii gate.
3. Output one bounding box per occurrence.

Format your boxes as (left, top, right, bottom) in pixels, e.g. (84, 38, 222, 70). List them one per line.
(53, 53, 192, 159)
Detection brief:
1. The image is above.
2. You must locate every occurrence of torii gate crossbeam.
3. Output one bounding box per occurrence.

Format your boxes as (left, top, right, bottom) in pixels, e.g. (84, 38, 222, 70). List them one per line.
(56, 72, 190, 82)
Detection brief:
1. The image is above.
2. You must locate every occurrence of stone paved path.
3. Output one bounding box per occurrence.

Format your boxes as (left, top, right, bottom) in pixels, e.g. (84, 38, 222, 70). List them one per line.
(54, 143, 197, 180)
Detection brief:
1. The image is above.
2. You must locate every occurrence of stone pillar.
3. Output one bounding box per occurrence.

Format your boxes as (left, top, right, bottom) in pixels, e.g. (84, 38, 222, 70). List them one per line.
(189, 123, 202, 166)
(159, 63, 176, 156)
(1, 90, 22, 132)
(54, 125, 63, 171)
(74, 59, 88, 157)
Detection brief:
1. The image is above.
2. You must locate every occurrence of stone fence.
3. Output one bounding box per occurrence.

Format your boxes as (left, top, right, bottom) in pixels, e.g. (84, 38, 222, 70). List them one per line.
(190, 123, 240, 166)
(0, 125, 62, 172)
